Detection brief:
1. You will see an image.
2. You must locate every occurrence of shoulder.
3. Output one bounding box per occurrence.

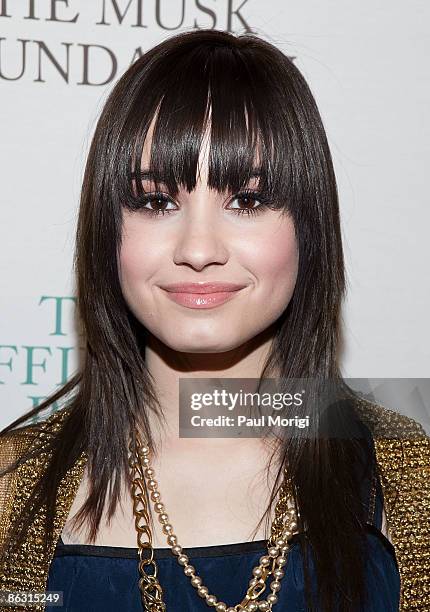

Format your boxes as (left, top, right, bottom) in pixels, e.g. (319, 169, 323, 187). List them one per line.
(0, 410, 70, 506)
(0, 408, 73, 472)
(0, 423, 40, 473)
(0, 416, 47, 509)
(353, 395, 428, 439)
(353, 395, 429, 481)
(0, 423, 37, 550)
(0, 410, 71, 550)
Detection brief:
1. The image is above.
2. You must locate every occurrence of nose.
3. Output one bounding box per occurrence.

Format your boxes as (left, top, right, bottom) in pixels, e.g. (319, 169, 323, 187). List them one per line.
(172, 206, 229, 271)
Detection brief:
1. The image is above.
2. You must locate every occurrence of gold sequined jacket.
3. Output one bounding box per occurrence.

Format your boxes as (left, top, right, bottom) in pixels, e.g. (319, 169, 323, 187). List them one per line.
(0, 400, 429, 611)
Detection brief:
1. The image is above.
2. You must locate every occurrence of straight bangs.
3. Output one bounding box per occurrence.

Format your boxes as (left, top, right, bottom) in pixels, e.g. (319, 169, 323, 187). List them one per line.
(113, 37, 310, 217)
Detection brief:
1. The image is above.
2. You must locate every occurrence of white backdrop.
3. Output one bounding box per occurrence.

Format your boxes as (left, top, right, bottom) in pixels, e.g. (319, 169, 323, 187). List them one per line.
(1, 1, 429, 429)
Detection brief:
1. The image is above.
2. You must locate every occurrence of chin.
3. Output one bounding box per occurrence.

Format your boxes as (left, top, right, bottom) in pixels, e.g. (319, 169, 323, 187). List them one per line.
(169, 340, 237, 353)
(160, 331, 241, 354)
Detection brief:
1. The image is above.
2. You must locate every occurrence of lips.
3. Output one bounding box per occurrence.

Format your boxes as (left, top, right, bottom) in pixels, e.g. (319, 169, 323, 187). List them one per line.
(161, 282, 247, 293)
(159, 282, 247, 309)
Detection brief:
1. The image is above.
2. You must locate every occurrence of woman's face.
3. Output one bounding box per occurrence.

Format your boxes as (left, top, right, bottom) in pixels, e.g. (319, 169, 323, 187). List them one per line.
(118, 120, 299, 353)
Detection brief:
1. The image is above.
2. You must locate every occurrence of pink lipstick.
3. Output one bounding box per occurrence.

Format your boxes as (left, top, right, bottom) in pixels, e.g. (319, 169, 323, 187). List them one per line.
(160, 282, 247, 309)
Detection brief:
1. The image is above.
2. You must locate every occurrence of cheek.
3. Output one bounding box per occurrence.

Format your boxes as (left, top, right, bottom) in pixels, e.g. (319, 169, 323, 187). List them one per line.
(241, 218, 299, 293)
(118, 217, 162, 291)
(261, 236, 298, 285)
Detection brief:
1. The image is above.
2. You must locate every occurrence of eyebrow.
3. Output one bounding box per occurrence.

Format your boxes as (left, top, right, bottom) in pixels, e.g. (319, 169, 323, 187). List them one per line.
(131, 170, 163, 181)
(131, 168, 263, 181)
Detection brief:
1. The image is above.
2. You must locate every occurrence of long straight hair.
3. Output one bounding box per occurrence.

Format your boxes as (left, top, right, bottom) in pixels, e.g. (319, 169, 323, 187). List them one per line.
(1, 29, 376, 611)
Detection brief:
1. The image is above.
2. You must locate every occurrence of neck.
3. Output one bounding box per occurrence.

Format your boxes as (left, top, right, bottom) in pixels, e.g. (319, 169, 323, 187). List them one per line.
(143, 325, 278, 454)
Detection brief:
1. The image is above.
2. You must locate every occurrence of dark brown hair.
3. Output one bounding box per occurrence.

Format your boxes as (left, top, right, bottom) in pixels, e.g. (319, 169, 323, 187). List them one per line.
(1, 29, 376, 611)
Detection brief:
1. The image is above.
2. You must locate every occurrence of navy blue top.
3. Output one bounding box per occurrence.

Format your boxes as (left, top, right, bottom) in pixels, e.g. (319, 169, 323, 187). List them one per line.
(46, 431, 400, 611)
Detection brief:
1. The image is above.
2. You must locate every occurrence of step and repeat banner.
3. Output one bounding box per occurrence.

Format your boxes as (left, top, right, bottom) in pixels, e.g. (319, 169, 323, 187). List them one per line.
(1, 1, 429, 428)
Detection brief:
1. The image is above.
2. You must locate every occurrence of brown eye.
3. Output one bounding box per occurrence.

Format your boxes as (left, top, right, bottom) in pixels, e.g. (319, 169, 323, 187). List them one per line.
(137, 193, 178, 217)
(226, 190, 269, 217)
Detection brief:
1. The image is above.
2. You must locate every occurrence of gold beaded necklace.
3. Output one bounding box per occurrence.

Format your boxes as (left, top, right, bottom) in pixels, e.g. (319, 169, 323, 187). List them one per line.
(128, 430, 300, 612)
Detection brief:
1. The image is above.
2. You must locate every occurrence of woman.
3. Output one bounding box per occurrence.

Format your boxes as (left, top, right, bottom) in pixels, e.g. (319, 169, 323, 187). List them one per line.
(0, 28, 428, 612)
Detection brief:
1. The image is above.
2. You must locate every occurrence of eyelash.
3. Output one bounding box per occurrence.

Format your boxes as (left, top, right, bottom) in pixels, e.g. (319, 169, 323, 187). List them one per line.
(132, 189, 271, 218)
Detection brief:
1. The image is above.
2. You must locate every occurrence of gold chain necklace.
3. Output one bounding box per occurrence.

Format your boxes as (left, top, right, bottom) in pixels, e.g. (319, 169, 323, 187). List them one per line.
(128, 430, 300, 612)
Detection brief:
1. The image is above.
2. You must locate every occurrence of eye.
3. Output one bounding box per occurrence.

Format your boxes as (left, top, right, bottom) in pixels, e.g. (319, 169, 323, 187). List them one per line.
(127, 189, 271, 218)
(226, 190, 270, 217)
(135, 192, 178, 217)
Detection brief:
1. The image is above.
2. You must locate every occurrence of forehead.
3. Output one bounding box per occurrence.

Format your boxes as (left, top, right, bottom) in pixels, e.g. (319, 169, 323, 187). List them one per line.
(141, 112, 211, 182)
(138, 110, 262, 189)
